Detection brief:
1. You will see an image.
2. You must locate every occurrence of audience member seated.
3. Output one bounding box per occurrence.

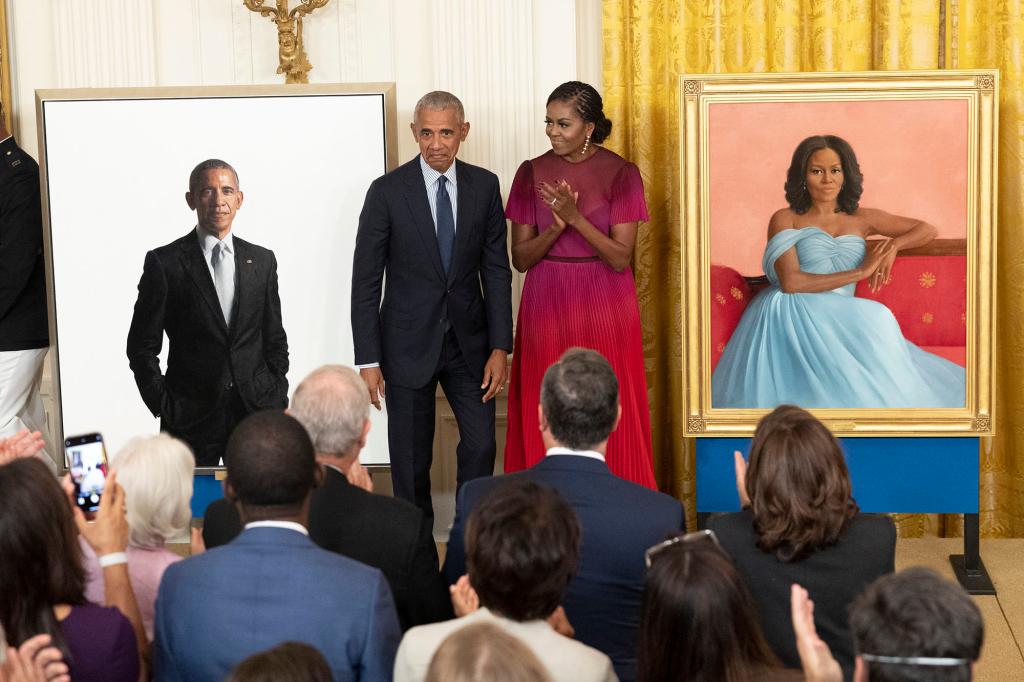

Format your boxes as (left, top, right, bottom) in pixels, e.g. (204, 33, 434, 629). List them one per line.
(0, 630, 69, 682)
(444, 348, 684, 681)
(637, 530, 802, 682)
(396, 479, 616, 682)
(203, 365, 451, 629)
(424, 622, 552, 682)
(154, 410, 401, 681)
(851, 567, 983, 682)
(709, 405, 896, 676)
(226, 642, 334, 682)
(791, 568, 984, 682)
(0, 459, 142, 682)
(80, 434, 193, 642)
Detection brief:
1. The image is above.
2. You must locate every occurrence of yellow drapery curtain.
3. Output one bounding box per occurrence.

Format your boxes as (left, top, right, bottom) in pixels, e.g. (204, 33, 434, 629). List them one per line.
(603, 0, 1024, 536)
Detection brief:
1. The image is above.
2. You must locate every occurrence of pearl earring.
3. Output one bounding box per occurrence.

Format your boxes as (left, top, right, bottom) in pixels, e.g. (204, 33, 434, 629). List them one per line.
(580, 135, 590, 158)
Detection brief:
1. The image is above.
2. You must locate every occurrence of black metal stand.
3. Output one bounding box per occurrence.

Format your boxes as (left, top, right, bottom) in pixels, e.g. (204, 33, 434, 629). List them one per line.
(949, 513, 996, 595)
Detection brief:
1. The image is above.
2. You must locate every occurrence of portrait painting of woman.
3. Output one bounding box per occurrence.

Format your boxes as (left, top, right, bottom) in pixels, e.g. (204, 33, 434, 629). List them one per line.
(711, 134, 966, 409)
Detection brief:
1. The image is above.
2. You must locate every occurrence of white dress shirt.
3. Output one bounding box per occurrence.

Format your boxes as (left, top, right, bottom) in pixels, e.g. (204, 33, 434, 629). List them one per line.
(243, 520, 310, 536)
(545, 446, 606, 462)
(419, 155, 459, 233)
(196, 227, 235, 281)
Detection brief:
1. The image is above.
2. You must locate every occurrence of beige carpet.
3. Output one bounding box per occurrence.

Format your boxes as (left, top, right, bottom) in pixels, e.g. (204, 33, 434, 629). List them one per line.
(895, 538, 1024, 680)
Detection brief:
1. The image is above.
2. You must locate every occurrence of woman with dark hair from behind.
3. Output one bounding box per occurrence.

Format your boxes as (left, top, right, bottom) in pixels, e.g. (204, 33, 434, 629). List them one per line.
(503, 80, 657, 489)
(637, 531, 801, 682)
(708, 405, 896, 677)
(226, 642, 334, 682)
(0, 458, 143, 682)
(425, 622, 552, 682)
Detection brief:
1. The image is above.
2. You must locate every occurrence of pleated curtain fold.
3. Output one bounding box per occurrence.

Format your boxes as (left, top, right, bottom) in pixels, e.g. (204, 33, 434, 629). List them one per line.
(603, 0, 1024, 537)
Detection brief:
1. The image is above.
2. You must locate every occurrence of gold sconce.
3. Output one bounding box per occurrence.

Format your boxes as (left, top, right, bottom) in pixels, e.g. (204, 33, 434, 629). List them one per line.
(242, 0, 331, 84)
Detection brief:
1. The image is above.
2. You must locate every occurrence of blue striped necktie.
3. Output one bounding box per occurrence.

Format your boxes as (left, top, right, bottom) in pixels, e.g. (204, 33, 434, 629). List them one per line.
(436, 175, 455, 273)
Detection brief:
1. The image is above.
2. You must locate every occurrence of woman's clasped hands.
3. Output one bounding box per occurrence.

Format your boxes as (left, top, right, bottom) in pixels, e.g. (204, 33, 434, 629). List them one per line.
(537, 180, 579, 230)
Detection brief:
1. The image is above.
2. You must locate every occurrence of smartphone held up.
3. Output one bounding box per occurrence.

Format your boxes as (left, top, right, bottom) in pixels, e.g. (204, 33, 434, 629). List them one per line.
(65, 433, 107, 513)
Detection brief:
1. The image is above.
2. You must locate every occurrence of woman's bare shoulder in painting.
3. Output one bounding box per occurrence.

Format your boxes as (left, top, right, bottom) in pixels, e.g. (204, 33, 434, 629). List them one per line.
(768, 208, 797, 237)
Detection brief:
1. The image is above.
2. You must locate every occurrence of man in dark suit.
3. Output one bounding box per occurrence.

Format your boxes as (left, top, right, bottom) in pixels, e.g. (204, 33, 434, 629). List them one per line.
(155, 410, 401, 681)
(442, 348, 685, 682)
(351, 91, 513, 520)
(202, 364, 453, 630)
(127, 159, 288, 466)
(0, 111, 51, 464)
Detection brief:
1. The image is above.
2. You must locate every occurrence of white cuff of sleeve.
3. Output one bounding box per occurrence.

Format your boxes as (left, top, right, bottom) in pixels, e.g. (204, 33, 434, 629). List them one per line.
(98, 552, 128, 567)
(356, 363, 380, 369)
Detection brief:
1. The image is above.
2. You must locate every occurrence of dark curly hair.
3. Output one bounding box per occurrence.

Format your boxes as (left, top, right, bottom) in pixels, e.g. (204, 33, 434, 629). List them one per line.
(784, 135, 863, 215)
(746, 405, 859, 562)
(466, 479, 580, 622)
(547, 81, 613, 143)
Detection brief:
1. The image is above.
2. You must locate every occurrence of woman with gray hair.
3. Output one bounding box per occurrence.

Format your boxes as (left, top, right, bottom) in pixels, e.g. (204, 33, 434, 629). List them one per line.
(81, 434, 194, 642)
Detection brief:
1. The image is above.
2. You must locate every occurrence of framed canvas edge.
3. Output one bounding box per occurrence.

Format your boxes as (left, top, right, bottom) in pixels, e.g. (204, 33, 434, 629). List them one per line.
(678, 70, 998, 438)
(33, 83, 399, 455)
(0, 0, 10, 132)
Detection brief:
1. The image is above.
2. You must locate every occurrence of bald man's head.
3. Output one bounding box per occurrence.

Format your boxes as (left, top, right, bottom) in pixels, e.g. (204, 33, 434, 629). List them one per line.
(289, 365, 370, 459)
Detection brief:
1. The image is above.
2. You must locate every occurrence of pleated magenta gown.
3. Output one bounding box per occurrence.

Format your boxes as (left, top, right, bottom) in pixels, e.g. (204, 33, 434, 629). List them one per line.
(503, 147, 657, 489)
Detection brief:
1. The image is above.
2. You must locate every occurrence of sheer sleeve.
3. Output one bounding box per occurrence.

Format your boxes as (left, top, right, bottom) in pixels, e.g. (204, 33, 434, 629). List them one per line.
(504, 160, 536, 225)
(609, 161, 650, 224)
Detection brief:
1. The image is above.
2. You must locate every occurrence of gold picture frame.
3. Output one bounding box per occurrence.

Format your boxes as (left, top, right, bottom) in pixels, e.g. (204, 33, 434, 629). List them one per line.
(35, 83, 401, 464)
(0, 0, 12, 131)
(680, 70, 997, 437)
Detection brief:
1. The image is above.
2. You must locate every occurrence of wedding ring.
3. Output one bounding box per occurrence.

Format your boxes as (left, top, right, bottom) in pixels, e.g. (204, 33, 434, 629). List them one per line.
(549, 198, 556, 206)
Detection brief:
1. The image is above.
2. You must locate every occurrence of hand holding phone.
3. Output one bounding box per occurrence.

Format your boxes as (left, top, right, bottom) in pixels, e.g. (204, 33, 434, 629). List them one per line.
(72, 468, 129, 557)
(65, 433, 107, 514)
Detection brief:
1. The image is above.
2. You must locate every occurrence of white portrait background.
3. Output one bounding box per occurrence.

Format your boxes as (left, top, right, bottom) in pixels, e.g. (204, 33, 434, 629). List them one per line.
(40, 87, 394, 464)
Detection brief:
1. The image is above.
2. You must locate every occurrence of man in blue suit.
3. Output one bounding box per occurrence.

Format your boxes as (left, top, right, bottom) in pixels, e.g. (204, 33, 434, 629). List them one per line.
(154, 410, 401, 681)
(443, 348, 685, 682)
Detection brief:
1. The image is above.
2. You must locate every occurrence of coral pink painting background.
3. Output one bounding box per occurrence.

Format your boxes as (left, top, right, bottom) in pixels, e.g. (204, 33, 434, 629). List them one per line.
(708, 99, 968, 275)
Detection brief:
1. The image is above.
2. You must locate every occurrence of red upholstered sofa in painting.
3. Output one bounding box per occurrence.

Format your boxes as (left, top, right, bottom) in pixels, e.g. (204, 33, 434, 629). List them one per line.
(710, 240, 967, 373)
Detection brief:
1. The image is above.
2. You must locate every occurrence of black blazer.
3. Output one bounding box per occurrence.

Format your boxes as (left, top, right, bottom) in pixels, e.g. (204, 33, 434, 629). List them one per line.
(442, 455, 685, 682)
(203, 466, 453, 630)
(351, 157, 512, 388)
(709, 510, 896, 679)
(126, 231, 288, 430)
(0, 137, 48, 351)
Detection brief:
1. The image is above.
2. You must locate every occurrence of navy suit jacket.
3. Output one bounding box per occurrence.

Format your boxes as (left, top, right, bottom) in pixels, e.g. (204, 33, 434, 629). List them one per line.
(351, 157, 512, 388)
(154, 527, 401, 681)
(442, 456, 685, 682)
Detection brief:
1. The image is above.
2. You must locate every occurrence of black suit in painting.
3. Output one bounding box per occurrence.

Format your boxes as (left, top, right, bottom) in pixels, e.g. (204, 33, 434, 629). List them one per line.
(127, 231, 288, 465)
(351, 157, 512, 518)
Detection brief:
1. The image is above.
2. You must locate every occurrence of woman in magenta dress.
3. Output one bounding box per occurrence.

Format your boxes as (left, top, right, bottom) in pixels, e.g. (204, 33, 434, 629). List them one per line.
(505, 81, 656, 488)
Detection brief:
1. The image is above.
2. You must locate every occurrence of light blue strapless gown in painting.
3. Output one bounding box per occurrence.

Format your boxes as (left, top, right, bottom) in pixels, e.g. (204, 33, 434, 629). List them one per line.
(711, 228, 965, 408)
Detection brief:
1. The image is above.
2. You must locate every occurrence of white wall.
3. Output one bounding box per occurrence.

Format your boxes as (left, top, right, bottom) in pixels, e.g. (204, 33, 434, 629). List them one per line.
(6, 0, 602, 531)
(8, 0, 602, 184)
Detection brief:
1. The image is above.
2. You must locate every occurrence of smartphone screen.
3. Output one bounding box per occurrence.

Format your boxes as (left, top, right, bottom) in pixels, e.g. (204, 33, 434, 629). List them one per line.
(65, 433, 107, 513)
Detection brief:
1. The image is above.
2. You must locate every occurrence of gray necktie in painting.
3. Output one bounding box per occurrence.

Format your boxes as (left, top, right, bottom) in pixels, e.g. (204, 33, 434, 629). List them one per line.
(436, 175, 455, 273)
(211, 241, 234, 324)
